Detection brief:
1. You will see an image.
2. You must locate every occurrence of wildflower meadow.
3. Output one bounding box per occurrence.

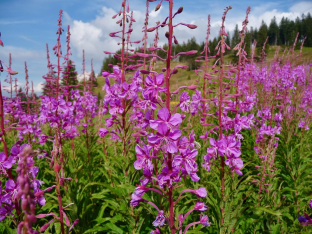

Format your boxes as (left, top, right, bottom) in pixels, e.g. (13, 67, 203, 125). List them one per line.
(0, 0, 312, 233)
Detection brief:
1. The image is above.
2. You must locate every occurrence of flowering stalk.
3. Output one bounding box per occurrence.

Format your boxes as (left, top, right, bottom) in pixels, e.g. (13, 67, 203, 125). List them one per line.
(218, 6, 232, 225)
(202, 15, 211, 103)
(82, 50, 90, 161)
(166, 1, 175, 230)
(130, 1, 209, 233)
(52, 10, 65, 234)
(234, 7, 250, 109)
(16, 146, 38, 234)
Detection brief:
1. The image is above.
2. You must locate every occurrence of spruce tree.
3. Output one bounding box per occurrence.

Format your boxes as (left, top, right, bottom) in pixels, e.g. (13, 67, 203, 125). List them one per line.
(61, 60, 78, 96)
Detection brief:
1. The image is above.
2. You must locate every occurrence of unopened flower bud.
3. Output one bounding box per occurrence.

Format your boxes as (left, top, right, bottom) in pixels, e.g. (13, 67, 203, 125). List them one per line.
(176, 6, 183, 14)
(54, 162, 61, 173)
(147, 27, 157, 32)
(0, 39, 3, 47)
(155, 3, 161, 11)
(185, 50, 197, 55)
(22, 199, 28, 210)
(8, 69, 18, 75)
(173, 36, 178, 44)
(165, 31, 169, 39)
(102, 71, 109, 77)
(140, 70, 150, 74)
(23, 183, 30, 194)
(186, 24, 197, 29)
(28, 214, 37, 223)
(112, 14, 118, 19)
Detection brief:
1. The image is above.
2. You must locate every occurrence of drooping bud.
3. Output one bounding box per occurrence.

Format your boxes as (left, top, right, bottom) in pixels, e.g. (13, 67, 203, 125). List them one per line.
(185, 50, 198, 55)
(185, 24, 197, 29)
(173, 36, 178, 44)
(161, 17, 169, 27)
(147, 27, 157, 32)
(140, 70, 150, 74)
(136, 52, 150, 58)
(165, 31, 170, 39)
(0, 39, 3, 47)
(8, 69, 18, 75)
(155, 3, 161, 11)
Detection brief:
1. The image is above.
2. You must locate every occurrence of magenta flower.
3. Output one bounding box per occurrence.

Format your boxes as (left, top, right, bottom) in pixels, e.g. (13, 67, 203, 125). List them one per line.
(150, 107, 182, 130)
(152, 210, 166, 227)
(134, 144, 153, 171)
(173, 148, 198, 175)
(217, 135, 241, 158)
(200, 215, 210, 226)
(143, 73, 166, 98)
(148, 123, 181, 153)
(195, 188, 207, 198)
(150, 229, 161, 234)
(0, 152, 13, 172)
(134, 185, 149, 197)
(130, 193, 145, 207)
(194, 201, 208, 212)
(179, 91, 190, 112)
(99, 128, 109, 137)
(139, 92, 158, 110)
(225, 157, 243, 175)
(108, 66, 122, 81)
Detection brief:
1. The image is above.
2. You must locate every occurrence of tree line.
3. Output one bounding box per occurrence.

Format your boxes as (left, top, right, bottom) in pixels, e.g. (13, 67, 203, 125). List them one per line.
(100, 12, 312, 73)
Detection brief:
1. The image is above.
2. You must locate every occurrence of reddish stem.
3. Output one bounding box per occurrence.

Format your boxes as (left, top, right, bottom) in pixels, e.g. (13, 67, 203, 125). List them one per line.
(165, 1, 175, 233)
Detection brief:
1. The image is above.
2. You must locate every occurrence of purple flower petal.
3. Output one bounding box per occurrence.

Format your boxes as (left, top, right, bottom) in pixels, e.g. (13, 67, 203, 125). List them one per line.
(5, 179, 15, 190)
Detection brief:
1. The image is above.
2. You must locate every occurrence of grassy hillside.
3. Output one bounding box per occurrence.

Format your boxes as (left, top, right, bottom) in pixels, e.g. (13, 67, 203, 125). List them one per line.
(93, 46, 312, 99)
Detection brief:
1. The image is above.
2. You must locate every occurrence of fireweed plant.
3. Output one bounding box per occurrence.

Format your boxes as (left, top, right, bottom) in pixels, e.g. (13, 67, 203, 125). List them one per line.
(0, 0, 312, 233)
(123, 0, 215, 233)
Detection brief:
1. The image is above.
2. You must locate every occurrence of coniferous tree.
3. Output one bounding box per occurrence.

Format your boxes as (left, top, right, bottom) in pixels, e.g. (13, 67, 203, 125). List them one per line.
(61, 60, 78, 95)
(268, 17, 279, 45)
(256, 20, 269, 55)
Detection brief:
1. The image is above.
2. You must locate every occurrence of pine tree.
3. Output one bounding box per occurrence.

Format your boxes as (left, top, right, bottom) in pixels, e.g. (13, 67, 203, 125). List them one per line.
(256, 20, 269, 56)
(61, 60, 78, 96)
(268, 17, 279, 45)
(231, 24, 240, 48)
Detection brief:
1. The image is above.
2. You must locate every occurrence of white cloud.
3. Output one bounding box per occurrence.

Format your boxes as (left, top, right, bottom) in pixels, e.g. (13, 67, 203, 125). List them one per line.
(149, 6, 162, 18)
(65, 0, 310, 75)
(33, 82, 43, 93)
(0, 46, 45, 61)
(290, 1, 312, 14)
(77, 71, 97, 82)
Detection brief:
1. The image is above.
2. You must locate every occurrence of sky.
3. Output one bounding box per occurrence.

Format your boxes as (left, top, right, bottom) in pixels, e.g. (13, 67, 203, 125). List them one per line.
(0, 0, 311, 95)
